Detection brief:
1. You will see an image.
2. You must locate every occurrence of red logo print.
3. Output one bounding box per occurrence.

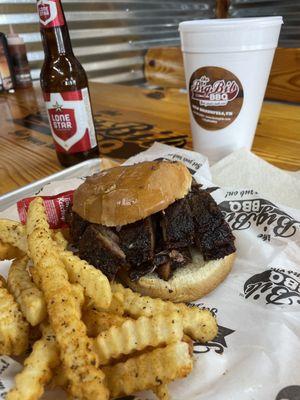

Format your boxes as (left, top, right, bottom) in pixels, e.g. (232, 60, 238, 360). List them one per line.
(37, 0, 64, 28)
(38, 2, 51, 23)
(48, 101, 77, 141)
(44, 89, 97, 153)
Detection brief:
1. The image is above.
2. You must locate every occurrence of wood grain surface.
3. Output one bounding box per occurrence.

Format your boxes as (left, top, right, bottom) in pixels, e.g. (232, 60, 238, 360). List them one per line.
(266, 48, 300, 103)
(145, 48, 186, 89)
(0, 82, 299, 195)
(145, 47, 300, 103)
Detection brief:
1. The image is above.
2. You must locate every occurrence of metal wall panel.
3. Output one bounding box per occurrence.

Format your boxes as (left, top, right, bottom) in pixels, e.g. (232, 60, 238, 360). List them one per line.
(0, 0, 215, 85)
(229, 0, 300, 47)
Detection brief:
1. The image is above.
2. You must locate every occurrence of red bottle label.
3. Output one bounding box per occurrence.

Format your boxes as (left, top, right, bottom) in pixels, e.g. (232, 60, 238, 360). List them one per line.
(37, 0, 65, 28)
(43, 89, 97, 154)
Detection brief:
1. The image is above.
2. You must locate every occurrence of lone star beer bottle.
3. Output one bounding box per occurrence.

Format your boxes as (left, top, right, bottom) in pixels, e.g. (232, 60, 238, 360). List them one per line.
(37, 0, 99, 167)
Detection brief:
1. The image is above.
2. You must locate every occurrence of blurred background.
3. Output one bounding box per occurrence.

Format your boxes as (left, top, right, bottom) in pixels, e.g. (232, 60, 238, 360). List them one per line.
(0, 0, 299, 86)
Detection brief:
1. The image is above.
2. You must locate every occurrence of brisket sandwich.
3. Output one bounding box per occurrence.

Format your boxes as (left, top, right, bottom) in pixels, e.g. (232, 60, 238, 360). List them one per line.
(67, 161, 236, 302)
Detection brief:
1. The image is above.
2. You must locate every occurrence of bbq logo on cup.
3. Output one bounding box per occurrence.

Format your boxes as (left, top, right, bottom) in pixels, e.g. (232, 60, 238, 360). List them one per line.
(189, 66, 244, 130)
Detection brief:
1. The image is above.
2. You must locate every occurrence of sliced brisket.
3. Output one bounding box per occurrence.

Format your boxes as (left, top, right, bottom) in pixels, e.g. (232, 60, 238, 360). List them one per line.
(187, 184, 235, 260)
(160, 197, 194, 249)
(78, 225, 127, 280)
(118, 217, 155, 266)
(201, 220, 236, 260)
(68, 182, 235, 281)
(69, 211, 90, 245)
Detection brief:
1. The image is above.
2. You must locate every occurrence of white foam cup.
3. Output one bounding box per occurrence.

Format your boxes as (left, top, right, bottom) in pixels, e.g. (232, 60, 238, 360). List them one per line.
(179, 17, 283, 163)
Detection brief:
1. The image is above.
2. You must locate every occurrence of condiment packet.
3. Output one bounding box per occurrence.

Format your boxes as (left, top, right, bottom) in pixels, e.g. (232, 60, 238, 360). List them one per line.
(17, 190, 73, 229)
(0, 143, 299, 400)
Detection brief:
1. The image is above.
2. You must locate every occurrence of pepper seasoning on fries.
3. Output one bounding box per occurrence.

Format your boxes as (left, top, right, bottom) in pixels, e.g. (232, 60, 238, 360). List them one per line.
(0, 198, 218, 400)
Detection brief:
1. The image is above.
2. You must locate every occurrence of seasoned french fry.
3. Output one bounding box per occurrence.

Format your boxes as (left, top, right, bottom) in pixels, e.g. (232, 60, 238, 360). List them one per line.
(182, 334, 194, 356)
(0, 219, 68, 252)
(83, 310, 128, 337)
(7, 256, 47, 326)
(103, 291, 124, 315)
(0, 221, 67, 256)
(0, 240, 23, 260)
(0, 220, 27, 253)
(52, 230, 68, 249)
(6, 325, 60, 400)
(94, 312, 183, 365)
(3, 218, 111, 311)
(28, 263, 42, 289)
(111, 283, 217, 343)
(58, 249, 111, 310)
(71, 283, 85, 316)
(25, 261, 84, 320)
(175, 304, 217, 343)
(0, 274, 29, 355)
(103, 341, 193, 398)
(152, 384, 170, 400)
(26, 198, 109, 400)
(0, 218, 110, 311)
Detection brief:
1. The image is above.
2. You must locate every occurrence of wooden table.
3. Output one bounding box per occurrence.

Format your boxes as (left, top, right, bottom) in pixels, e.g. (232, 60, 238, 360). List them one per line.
(0, 82, 299, 195)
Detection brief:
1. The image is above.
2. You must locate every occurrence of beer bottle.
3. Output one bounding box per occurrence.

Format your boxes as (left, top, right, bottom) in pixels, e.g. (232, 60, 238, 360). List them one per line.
(37, 0, 99, 167)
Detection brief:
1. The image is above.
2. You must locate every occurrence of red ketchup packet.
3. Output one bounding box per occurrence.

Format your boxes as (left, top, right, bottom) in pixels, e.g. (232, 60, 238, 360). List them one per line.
(17, 190, 74, 229)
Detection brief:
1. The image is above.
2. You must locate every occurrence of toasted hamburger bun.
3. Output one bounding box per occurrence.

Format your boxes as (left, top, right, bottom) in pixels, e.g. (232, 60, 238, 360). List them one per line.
(120, 251, 236, 303)
(72, 161, 192, 227)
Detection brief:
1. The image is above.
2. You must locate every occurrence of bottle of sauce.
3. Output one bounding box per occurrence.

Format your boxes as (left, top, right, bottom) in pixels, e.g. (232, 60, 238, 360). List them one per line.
(37, 0, 99, 167)
(6, 25, 32, 89)
(0, 32, 14, 92)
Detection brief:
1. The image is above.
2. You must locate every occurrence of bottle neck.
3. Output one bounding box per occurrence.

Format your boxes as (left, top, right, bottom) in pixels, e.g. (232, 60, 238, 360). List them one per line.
(41, 25, 73, 58)
(38, 0, 74, 58)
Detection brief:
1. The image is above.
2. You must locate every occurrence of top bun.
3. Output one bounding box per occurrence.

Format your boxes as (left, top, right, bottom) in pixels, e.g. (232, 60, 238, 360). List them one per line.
(72, 161, 192, 227)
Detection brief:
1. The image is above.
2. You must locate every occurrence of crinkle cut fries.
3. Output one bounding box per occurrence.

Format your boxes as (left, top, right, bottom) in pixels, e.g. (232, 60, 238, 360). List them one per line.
(0, 197, 217, 400)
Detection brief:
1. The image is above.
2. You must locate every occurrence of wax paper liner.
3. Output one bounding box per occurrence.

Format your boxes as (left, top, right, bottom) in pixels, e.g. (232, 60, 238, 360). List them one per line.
(0, 143, 299, 400)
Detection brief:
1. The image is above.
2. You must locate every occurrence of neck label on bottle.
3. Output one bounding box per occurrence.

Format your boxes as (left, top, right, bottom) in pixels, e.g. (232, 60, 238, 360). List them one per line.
(43, 89, 97, 154)
(37, 0, 65, 28)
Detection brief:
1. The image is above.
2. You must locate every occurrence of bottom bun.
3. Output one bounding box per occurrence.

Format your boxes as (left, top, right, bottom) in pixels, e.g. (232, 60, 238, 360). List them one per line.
(120, 250, 236, 303)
